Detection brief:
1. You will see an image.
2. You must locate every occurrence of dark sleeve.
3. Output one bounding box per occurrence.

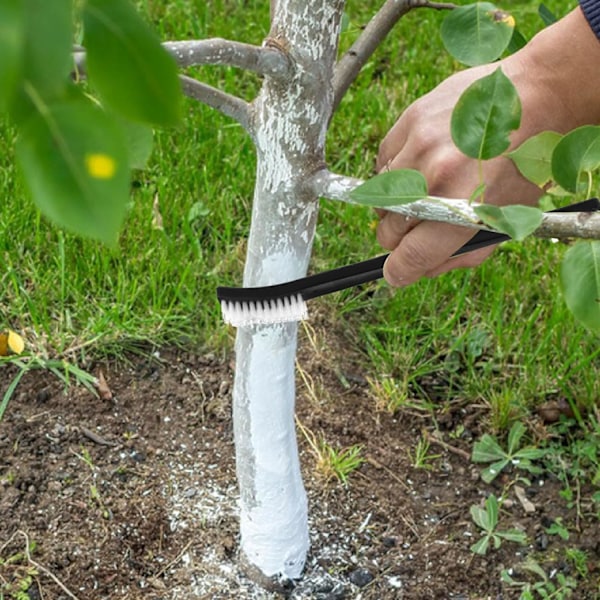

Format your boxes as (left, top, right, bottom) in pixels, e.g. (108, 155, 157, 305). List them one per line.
(580, 0, 600, 39)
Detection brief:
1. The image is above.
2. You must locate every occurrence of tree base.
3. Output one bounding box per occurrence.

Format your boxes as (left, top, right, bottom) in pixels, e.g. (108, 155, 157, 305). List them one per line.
(239, 552, 300, 596)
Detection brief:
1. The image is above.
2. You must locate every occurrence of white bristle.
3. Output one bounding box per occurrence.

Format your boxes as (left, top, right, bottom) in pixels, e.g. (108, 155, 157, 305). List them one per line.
(220, 294, 309, 327)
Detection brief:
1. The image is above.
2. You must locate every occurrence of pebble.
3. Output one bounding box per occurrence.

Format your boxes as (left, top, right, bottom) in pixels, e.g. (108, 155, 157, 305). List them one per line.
(348, 567, 374, 588)
(535, 532, 549, 550)
(183, 487, 197, 498)
(317, 584, 347, 600)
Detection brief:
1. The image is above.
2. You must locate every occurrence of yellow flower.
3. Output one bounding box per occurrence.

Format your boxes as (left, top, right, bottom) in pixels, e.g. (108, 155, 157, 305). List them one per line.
(85, 153, 116, 179)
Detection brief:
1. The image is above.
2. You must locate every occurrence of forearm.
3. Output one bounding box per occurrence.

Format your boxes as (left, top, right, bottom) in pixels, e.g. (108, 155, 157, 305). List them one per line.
(375, 5, 600, 287)
(514, 6, 600, 134)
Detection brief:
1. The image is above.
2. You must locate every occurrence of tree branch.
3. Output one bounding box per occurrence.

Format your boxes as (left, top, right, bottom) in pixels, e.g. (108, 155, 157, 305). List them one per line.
(164, 39, 291, 79)
(332, 0, 456, 113)
(179, 75, 254, 136)
(308, 169, 600, 240)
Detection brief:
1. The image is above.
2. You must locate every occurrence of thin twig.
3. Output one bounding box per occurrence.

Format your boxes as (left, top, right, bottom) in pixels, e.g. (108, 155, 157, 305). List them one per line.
(179, 75, 254, 136)
(366, 456, 410, 491)
(307, 169, 600, 240)
(423, 430, 471, 461)
(80, 426, 118, 447)
(332, 0, 457, 113)
(17, 530, 81, 600)
(154, 540, 194, 579)
(164, 39, 291, 79)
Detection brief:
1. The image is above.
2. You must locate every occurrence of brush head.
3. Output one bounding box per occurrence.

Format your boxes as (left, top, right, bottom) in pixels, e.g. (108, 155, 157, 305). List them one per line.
(219, 294, 309, 327)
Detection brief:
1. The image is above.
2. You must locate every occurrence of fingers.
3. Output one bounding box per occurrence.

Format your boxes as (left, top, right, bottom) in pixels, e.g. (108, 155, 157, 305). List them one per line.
(376, 116, 409, 173)
(376, 211, 419, 250)
(382, 221, 494, 287)
(425, 245, 496, 278)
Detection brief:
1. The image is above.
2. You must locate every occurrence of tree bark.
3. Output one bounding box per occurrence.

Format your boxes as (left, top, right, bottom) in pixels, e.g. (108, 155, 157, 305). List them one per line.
(232, 0, 345, 580)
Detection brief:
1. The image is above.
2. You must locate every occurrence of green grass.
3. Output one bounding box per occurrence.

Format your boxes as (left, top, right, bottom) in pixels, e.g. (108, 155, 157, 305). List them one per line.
(2, 1, 598, 589)
(1, 0, 595, 427)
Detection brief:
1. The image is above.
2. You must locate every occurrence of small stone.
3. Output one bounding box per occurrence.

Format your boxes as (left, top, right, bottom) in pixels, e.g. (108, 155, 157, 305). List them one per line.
(314, 580, 335, 593)
(322, 584, 347, 600)
(130, 450, 146, 463)
(348, 567, 374, 588)
(535, 532, 549, 551)
(382, 536, 397, 548)
(47, 481, 62, 492)
(36, 389, 51, 403)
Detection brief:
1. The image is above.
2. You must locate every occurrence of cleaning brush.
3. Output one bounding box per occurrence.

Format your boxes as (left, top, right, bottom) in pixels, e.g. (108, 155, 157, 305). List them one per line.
(217, 198, 600, 327)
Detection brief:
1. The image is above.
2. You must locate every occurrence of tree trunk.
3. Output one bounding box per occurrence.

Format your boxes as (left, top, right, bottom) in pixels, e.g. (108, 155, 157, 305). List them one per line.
(232, 0, 344, 580)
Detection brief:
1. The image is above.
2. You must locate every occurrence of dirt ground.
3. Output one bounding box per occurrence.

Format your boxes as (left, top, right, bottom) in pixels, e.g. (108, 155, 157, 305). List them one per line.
(1, 322, 599, 600)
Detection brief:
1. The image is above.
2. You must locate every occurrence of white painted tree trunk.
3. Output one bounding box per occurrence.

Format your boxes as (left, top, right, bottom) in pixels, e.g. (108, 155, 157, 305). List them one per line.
(232, 0, 345, 580)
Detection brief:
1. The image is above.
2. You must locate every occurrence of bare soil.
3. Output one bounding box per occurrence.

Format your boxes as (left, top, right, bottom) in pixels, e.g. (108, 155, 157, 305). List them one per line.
(1, 322, 599, 599)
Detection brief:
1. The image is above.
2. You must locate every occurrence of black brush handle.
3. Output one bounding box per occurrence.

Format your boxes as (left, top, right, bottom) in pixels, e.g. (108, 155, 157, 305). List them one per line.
(301, 228, 505, 299)
(301, 198, 600, 299)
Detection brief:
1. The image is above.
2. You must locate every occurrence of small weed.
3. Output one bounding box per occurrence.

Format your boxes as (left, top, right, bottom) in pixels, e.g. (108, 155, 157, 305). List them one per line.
(0, 531, 78, 599)
(470, 494, 527, 555)
(501, 556, 578, 599)
(317, 443, 364, 485)
(564, 548, 588, 578)
(0, 536, 38, 600)
(409, 436, 441, 470)
(1, 355, 97, 422)
(296, 418, 364, 485)
(368, 375, 436, 415)
(71, 447, 110, 519)
(545, 517, 570, 541)
(486, 389, 525, 434)
(72, 446, 95, 470)
(471, 421, 546, 483)
(0, 472, 16, 486)
(544, 414, 600, 515)
(369, 376, 410, 414)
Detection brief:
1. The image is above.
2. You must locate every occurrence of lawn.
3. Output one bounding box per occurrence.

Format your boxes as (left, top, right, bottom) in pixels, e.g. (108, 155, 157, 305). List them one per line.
(1, 0, 599, 598)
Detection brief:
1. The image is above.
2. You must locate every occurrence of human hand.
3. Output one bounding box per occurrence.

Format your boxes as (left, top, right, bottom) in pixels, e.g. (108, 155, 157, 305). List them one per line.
(375, 7, 600, 287)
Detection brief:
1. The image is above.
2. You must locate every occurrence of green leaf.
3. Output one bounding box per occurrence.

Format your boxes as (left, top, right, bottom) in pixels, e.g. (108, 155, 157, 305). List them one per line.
(470, 505, 491, 531)
(484, 494, 499, 527)
(507, 421, 526, 454)
(515, 447, 546, 461)
(497, 529, 527, 544)
(451, 68, 521, 160)
(83, 0, 182, 126)
(508, 131, 562, 187)
(116, 117, 154, 169)
(481, 459, 509, 483)
(474, 204, 543, 241)
(23, 0, 73, 99)
(470, 536, 490, 555)
(471, 495, 499, 532)
(538, 3, 558, 26)
(441, 3, 515, 67)
(561, 241, 600, 333)
(551, 125, 600, 193)
(472, 433, 506, 463)
(0, 0, 24, 111)
(349, 169, 429, 207)
(507, 28, 527, 53)
(16, 97, 130, 244)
